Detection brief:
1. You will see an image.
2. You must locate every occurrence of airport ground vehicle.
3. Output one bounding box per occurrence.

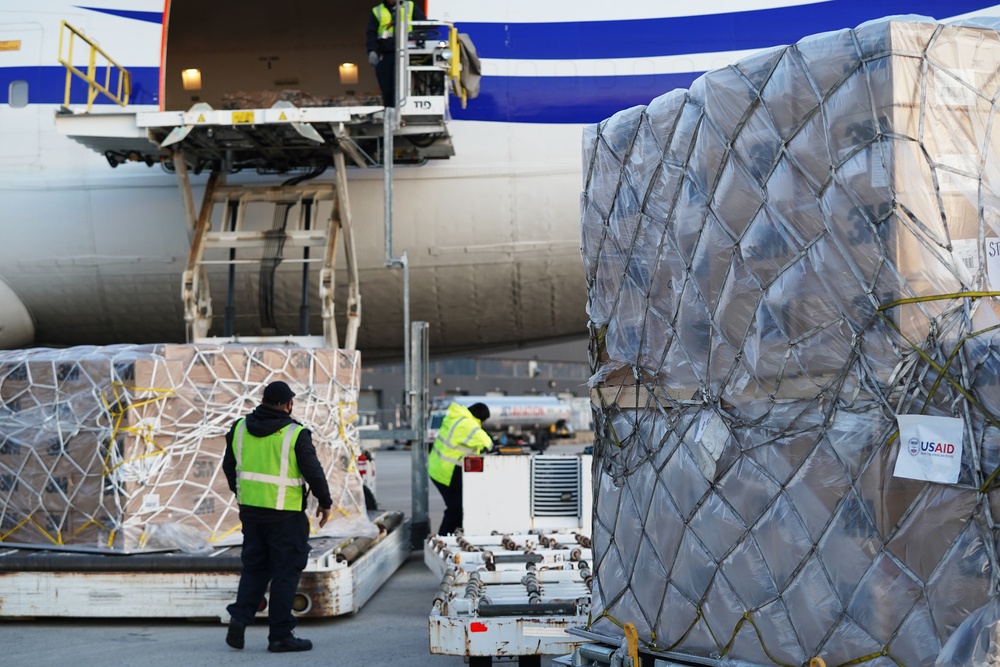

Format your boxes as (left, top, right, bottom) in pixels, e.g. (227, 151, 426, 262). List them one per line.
(428, 395, 576, 453)
(426, 452, 593, 666)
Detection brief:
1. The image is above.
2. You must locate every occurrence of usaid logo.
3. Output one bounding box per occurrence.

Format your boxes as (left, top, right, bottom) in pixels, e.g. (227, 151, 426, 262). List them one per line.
(911, 440, 957, 455)
(895, 415, 963, 484)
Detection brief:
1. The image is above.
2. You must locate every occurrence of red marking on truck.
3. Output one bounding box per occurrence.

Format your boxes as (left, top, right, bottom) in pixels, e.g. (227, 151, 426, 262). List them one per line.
(501, 407, 546, 417)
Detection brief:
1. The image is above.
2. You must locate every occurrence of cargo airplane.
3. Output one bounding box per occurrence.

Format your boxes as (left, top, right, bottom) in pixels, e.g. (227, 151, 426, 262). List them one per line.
(1, 0, 1000, 357)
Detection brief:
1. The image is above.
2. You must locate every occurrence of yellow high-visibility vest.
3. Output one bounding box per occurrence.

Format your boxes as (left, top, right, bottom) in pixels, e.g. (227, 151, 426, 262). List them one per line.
(373, 1, 416, 41)
(233, 419, 306, 511)
(429, 403, 492, 486)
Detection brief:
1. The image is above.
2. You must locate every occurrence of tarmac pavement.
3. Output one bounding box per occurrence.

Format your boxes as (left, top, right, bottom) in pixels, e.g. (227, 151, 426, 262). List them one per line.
(0, 447, 570, 666)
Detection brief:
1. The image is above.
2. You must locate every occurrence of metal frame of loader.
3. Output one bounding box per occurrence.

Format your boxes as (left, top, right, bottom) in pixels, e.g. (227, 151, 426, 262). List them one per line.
(426, 529, 594, 667)
(52, 2, 453, 549)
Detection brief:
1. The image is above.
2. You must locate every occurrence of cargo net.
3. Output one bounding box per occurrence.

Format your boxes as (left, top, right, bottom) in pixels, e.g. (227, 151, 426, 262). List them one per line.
(0, 344, 377, 553)
(581, 18, 1000, 667)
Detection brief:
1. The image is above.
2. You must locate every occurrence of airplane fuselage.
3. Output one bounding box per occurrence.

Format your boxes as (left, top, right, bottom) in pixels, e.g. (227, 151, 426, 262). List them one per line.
(2, 0, 999, 355)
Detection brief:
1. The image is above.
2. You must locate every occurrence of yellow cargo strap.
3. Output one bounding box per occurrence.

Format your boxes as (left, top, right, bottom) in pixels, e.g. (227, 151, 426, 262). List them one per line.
(624, 622, 638, 666)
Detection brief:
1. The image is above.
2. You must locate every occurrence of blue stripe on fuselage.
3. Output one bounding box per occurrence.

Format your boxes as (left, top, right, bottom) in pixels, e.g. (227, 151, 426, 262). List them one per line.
(457, 0, 999, 59)
(6, 1, 1000, 123)
(75, 6, 164, 24)
(0, 62, 681, 123)
(0, 66, 160, 106)
(449, 73, 699, 124)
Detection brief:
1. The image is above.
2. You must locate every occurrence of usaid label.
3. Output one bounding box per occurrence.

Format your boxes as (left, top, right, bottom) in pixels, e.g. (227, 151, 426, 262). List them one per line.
(893, 415, 964, 484)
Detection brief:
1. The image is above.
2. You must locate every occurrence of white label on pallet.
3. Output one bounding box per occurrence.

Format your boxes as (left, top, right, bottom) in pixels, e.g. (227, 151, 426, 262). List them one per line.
(934, 68, 978, 107)
(691, 410, 726, 481)
(141, 493, 161, 512)
(870, 144, 889, 190)
(893, 414, 963, 484)
(986, 238, 1000, 289)
(937, 154, 978, 194)
(952, 238, 979, 286)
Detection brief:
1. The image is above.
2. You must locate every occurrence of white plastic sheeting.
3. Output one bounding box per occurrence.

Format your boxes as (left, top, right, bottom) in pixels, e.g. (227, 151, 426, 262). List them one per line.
(0, 344, 375, 552)
(582, 17, 1000, 667)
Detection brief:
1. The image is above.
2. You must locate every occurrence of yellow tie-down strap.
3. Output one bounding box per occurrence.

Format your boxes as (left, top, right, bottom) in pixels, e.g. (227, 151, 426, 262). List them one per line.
(101, 382, 176, 475)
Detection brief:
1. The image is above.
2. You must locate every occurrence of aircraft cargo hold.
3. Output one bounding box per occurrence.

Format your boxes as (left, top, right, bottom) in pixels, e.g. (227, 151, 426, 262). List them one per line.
(580, 16, 1000, 667)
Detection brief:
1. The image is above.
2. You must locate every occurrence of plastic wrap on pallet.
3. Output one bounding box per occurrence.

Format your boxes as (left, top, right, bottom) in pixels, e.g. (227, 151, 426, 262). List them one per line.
(221, 89, 383, 109)
(0, 344, 377, 553)
(581, 17, 1000, 667)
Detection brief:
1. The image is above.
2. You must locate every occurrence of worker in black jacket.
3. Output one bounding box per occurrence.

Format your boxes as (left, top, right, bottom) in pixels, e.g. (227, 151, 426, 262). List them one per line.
(222, 381, 333, 653)
(365, 0, 426, 106)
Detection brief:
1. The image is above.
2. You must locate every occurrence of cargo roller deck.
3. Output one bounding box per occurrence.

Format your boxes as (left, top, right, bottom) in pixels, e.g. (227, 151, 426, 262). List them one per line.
(426, 530, 594, 667)
(0, 511, 409, 620)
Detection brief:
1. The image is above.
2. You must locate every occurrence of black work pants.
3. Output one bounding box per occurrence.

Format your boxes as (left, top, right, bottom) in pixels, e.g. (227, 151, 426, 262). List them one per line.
(432, 466, 463, 535)
(227, 511, 311, 642)
(375, 53, 396, 107)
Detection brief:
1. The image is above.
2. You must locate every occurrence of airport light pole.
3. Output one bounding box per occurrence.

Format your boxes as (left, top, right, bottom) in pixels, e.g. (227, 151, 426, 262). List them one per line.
(409, 321, 430, 546)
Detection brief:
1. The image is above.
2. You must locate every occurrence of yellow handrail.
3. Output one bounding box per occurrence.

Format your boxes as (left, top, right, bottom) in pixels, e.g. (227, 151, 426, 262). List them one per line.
(447, 25, 467, 108)
(57, 20, 131, 111)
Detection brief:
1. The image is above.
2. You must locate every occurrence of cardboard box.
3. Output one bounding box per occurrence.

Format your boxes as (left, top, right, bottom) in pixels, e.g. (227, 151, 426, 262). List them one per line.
(582, 17, 1000, 666)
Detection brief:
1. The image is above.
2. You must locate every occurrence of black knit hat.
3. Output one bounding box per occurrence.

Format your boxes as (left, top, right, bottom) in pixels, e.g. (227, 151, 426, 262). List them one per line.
(468, 402, 490, 422)
(262, 381, 296, 405)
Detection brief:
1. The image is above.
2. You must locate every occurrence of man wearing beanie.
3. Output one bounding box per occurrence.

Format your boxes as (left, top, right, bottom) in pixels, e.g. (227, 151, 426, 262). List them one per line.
(222, 380, 333, 653)
(428, 401, 493, 535)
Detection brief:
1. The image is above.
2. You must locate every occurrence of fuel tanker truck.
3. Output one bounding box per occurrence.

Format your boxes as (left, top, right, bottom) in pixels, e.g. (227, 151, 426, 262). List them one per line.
(428, 395, 574, 453)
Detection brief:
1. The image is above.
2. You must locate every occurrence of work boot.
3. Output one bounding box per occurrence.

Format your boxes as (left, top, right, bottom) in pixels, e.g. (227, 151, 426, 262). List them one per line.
(268, 634, 313, 653)
(225, 619, 246, 649)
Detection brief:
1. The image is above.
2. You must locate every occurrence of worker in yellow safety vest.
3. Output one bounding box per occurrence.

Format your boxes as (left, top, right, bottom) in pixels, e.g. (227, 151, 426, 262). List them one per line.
(429, 401, 493, 535)
(222, 381, 332, 654)
(365, 0, 426, 106)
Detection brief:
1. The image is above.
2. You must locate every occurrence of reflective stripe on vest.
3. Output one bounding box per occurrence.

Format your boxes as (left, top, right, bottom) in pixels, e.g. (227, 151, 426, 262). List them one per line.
(432, 417, 484, 466)
(429, 411, 492, 486)
(373, 2, 415, 40)
(234, 419, 305, 511)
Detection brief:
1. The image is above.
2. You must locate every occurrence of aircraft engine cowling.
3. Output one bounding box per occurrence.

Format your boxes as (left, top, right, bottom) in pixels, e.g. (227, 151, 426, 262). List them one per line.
(0, 278, 34, 350)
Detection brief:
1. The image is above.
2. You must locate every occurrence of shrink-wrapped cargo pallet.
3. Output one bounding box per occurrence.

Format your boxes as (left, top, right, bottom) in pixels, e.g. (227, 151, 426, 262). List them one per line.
(0, 344, 375, 552)
(582, 17, 1000, 666)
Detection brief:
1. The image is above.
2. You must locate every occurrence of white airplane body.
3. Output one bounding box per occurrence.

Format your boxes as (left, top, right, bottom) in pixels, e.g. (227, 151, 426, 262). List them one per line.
(1, 0, 999, 356)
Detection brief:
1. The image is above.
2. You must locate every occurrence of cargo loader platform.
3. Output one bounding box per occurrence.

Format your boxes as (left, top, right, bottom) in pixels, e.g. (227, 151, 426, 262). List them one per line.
(53, 18, 470, 349)
(56, 96, 455, 172)
(426, 530, 594, 667)
(55, 19, 464, 172)
(0, 511, 409, 620)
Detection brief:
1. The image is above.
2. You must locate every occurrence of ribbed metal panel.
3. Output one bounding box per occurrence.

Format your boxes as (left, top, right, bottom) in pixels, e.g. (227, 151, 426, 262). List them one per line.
(530, 457, 580, 517)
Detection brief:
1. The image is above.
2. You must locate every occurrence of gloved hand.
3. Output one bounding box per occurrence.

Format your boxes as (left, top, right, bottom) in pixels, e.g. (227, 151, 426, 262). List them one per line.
(368, 51, 380, 66)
